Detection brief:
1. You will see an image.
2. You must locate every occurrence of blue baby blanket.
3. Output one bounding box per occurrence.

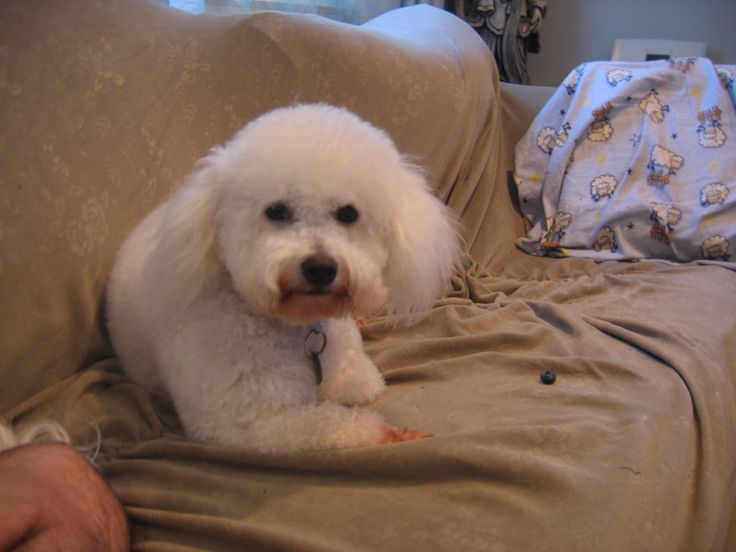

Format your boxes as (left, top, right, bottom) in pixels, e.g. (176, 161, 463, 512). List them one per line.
(514, 58, 736, 265)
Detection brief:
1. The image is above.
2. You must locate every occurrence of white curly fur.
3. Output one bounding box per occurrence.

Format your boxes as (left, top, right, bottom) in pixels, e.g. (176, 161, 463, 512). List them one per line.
(0, 420, 71, 453)
(106, 104, 459, 453)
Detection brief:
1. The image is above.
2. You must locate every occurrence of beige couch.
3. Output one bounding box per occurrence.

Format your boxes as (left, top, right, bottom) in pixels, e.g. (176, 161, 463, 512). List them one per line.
(2, 1, 735, 550)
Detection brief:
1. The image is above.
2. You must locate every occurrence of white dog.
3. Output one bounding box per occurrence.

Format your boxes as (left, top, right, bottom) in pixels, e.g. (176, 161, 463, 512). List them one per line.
(107, 104, 458, 453)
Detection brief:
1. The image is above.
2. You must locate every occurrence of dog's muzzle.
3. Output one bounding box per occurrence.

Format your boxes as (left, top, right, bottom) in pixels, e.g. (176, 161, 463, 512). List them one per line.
(275, 254, 352, 323)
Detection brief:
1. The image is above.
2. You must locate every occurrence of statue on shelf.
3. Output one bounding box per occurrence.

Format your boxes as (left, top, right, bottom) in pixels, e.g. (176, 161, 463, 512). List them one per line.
(454, 0, 548, 85)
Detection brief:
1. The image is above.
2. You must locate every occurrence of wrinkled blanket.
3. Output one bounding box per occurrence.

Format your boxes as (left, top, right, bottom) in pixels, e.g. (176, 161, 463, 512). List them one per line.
(515, 58, 736, 266)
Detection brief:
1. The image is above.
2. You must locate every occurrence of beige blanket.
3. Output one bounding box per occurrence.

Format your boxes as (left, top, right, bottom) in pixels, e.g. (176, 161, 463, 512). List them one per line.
(1, 1, 734, 550)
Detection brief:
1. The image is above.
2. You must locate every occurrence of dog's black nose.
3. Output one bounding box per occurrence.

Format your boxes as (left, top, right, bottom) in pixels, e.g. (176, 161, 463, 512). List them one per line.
(301, 255, 338, 288)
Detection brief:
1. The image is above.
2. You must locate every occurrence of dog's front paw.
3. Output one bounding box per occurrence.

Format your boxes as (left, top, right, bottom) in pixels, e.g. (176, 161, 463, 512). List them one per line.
(319, 353, 385, 406)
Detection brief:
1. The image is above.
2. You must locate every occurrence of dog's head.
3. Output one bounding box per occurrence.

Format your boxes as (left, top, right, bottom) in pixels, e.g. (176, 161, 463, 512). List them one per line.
(149, 104, 458, 325)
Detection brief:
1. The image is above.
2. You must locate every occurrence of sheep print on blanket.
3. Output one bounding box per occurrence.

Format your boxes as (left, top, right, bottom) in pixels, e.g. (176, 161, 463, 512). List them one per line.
(514, 58, 736, 266)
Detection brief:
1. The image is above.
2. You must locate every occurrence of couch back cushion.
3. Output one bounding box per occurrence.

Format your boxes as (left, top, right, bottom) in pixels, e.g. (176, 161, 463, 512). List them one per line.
(0, 0, 498, 411)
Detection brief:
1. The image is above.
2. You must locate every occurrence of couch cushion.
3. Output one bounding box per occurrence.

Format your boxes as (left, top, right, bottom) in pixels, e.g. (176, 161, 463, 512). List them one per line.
(19, 257, 736, 551)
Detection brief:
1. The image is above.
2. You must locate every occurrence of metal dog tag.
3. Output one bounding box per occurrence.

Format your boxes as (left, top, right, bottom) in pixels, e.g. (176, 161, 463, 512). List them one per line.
(305, 325, 327, 385)
(310, 352, 323, 385)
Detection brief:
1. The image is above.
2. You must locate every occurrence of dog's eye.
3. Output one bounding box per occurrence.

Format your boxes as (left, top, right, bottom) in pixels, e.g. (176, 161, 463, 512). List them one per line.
(265, 202, 293, 222)
(335, 204, 359, 225)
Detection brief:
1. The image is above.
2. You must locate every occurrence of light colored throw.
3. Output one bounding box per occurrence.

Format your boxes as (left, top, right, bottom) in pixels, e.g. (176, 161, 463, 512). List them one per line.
(515, 58, 736, 265)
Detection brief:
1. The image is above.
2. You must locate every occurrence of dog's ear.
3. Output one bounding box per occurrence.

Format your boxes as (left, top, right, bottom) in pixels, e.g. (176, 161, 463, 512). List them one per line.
(385, 166, 459, 316)
(143, 151, 223, 309)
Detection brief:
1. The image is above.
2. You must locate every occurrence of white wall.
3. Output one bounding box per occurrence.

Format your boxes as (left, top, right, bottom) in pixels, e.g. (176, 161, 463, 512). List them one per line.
(526, 0, 736, 86)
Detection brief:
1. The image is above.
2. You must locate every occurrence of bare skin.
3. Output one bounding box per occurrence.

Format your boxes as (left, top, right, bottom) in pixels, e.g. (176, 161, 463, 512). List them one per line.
(0, 443, 129, 552)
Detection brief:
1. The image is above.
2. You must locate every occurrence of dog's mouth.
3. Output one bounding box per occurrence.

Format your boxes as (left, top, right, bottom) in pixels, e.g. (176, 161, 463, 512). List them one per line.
(283, 288, 340, 298)
(273, 259, 354, 323)
(280, 285, 351, 303)
(277, 287, 353, 323)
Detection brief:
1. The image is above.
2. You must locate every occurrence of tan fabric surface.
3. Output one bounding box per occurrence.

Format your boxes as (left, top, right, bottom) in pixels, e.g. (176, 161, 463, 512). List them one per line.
(0, 0, 494, 413)
(2, 1, 735, 551)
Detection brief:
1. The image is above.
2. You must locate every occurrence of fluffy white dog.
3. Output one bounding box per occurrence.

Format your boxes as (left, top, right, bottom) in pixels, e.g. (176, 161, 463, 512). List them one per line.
(107, 104, 458, 453)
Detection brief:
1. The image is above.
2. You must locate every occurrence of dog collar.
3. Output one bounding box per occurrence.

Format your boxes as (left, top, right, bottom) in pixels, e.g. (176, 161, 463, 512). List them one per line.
(304, 324, 326, 385)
